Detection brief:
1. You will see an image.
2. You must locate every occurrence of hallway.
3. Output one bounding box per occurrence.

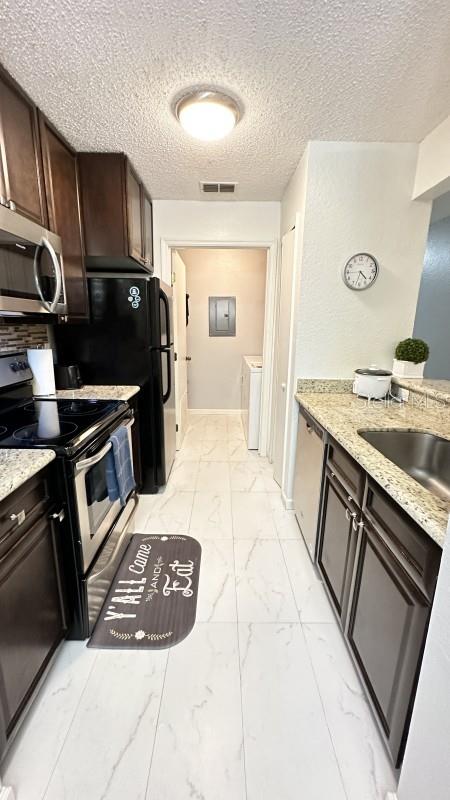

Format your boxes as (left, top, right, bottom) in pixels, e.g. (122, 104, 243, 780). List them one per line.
(2, 413, 396, 800)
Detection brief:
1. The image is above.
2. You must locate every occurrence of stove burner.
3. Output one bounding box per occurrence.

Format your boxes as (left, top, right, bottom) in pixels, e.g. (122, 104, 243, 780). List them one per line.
(0, 426, 7, 436)
(60, 400, 114, 416)
(13, 421, 78, 442)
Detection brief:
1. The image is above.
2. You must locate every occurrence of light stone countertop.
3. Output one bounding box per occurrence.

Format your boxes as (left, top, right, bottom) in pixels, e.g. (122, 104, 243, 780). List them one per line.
(51, 385, 140, 402)
(295, 392, 450, 547)
(0, 449, 56, 503)
(392, 377, 450, 405)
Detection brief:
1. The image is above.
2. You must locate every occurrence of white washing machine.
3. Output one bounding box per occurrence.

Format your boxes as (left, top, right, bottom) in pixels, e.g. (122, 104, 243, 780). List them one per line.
(241, 355, 263, 449)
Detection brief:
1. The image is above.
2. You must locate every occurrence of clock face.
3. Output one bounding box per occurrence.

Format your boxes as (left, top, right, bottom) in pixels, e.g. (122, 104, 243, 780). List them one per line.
(342, 253, 379, 291)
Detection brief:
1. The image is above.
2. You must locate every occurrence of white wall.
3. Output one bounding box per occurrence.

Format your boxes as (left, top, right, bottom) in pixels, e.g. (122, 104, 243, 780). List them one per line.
(152, 200, 281, 284)
(180, 248, 267, 410)
(276, 149, 309, 500)
(279, 141, 432, 502)
(281, 144, 310, 236)
(397, 517, 450, 800)
(413, 113, 450, 200)
(285, 142, 432, 379)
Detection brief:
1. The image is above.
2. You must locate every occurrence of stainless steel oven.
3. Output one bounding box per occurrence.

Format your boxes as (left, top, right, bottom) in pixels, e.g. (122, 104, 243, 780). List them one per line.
(0, 204, 66, 316)
(74, 415, 134, 572)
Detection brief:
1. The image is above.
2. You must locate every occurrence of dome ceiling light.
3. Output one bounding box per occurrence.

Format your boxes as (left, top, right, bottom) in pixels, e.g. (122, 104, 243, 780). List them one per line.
(174, 90, 241, 142)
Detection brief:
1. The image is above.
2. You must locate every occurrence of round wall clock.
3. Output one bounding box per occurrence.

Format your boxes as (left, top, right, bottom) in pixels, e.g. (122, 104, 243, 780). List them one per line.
(342, 253, 379, 291)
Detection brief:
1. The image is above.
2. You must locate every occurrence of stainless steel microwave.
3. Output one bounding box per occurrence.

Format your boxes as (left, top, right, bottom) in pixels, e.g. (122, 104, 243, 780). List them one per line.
(0, 204, 67, 316)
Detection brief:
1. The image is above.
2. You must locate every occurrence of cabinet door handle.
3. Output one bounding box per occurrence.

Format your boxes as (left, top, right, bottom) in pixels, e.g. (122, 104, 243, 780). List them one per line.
(49, 508, 65, 523)
(345, 508, 357, 522)
(10, 509, 26, 526)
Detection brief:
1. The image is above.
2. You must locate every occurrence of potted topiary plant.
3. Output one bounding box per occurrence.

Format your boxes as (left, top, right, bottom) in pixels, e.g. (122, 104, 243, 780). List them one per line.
(393, 338, 430, 378)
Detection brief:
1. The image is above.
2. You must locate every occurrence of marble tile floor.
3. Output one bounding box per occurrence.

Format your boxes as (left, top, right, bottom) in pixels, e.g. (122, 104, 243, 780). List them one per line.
(2, 413, 398, 800)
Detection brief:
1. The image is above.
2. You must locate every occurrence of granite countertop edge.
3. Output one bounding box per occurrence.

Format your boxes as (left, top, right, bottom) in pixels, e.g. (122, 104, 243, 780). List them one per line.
(295, 392, 449, 548)
(43, 385, 141, 402)
(0, 449, 56, 503)
(392, 377, 450, 405)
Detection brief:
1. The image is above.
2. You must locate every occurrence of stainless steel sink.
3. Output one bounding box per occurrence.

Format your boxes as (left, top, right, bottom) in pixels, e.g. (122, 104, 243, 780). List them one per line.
(359, 429, 450, 502)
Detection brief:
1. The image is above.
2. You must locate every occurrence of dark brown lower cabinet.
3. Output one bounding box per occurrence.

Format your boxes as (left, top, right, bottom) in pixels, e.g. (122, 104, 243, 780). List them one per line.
(347, 519, 433, 767)
(314, 433, 442, 768)
(317, 468, 360, 623)
(0, 469, 66, 757)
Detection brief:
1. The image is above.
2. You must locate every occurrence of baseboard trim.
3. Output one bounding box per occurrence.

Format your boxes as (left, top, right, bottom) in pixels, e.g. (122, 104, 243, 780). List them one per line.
(0, 786, 15, 800)
(188, 409, 241, 415)
(281, 491, 294, 510)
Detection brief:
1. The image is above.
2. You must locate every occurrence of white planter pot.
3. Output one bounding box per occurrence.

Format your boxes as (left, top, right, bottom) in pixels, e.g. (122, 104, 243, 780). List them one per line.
(392, 359, 426, 379)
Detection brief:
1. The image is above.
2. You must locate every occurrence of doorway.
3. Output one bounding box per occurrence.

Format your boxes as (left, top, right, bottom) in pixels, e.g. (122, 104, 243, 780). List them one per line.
(171, 246, 274, 454)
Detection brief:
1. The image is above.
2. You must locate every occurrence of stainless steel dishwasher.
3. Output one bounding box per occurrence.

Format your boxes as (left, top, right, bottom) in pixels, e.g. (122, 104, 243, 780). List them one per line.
(293, 408, 326, 560)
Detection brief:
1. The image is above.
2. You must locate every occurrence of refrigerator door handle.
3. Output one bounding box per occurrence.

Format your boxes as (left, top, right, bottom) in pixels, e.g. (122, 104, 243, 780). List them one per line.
(162, 348, 172, 404)
(159, 288, 170, 347)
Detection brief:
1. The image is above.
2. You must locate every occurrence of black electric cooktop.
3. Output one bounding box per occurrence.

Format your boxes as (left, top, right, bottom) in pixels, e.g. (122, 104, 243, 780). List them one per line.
(0, 397, 126, 455)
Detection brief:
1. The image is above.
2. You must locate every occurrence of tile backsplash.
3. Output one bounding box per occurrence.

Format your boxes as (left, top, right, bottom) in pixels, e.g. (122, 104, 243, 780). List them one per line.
(0, 324, 49, 353)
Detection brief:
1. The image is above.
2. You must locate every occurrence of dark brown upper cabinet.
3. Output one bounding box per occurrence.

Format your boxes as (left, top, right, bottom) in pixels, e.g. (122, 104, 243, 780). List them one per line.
(0, 66, 47, 226)
(78, 152, 153, 272)
(38, 112, 88, 320)
(142, 188, 153, 267)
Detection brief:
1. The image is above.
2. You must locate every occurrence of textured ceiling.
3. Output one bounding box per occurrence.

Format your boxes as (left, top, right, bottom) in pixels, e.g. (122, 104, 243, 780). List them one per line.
(0, 0, 449, 200)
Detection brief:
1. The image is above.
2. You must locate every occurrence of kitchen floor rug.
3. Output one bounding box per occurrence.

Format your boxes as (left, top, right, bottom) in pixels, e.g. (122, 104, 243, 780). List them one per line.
(88, 534, 201, 650)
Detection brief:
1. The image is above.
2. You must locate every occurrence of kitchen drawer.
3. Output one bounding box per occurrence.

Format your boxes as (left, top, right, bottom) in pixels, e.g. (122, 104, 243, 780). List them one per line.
(363, 479, 441, 600)
(327, 438, 365, 506)
(0, 470, 51, 559)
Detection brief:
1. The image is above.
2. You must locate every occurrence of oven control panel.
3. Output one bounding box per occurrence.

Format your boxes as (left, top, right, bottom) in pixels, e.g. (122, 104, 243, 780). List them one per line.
(0, 351, 33, 387)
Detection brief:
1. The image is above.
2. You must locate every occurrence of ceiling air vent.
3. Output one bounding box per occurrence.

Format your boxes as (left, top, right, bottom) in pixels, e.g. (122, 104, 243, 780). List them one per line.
(200, 181, 237, 195)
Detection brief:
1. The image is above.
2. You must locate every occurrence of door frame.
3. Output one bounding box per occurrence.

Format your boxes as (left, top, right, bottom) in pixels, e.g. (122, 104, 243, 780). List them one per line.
(171, 250, 188, 449)
(272, 215, 302, 508)
(163, 238, 279, 458)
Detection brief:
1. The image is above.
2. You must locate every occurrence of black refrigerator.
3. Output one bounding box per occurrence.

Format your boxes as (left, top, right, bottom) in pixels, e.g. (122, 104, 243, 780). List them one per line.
(54, 274, 176, 492)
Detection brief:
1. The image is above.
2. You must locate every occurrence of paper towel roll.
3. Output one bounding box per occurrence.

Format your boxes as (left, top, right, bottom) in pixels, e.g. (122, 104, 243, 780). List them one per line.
(27, 348, 56, 397)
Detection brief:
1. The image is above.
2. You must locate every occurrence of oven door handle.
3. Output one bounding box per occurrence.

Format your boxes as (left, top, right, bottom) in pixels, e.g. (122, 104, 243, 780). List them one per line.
(75, 417, 134, 472)
(75, 442, 112, 472)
